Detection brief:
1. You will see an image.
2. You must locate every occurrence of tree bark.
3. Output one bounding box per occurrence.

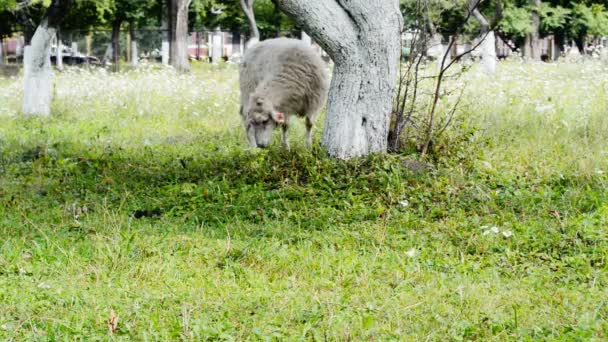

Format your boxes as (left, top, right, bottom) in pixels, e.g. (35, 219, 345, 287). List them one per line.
(111, 18, 122, 72)
(240, 0, 260, 41)
(56, 29, 63, 70)
(211, 28, 223, 64)
(524, 0, 541, 60)
(170, 0, 191, 72)
(0, 37, 4, 66)
(161, 0, 171, 65)
(470, 2, 496, 74)
(22, 0, 74, 117)
(130, 22, 138, 67)
(277, 0, 403, 159)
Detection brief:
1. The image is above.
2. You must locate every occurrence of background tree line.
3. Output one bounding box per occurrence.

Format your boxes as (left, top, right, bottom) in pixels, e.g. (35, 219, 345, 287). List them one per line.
(2, 0, 608, 64)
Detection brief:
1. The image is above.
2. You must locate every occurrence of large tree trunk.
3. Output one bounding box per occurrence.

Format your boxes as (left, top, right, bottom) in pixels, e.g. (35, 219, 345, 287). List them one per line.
(523, 0, 541, 60)
(170, 0, 191, 72)
(277, 0, 403, 159)
(111, 18, 122, 72)
(470, 2, 496, 75)
(22, 0, 74, 117)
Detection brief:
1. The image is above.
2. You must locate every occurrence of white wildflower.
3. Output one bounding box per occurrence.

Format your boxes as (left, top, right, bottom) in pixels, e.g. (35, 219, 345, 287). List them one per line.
(404, 248, 418, 258)
(37, 282, 52, 290)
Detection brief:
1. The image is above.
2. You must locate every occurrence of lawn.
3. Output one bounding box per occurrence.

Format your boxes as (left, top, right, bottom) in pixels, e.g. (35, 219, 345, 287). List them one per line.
(0, 61, 607, 340)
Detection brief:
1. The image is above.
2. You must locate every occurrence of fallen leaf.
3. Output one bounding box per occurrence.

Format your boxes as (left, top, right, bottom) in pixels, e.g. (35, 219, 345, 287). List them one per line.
(549, 210, 561, 220)
(108, 309, 118, 334)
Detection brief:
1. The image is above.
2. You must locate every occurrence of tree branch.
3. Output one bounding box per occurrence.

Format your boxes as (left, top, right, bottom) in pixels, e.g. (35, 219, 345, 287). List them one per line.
(240, 0, 260, 40)
(276, 0, 358, 62)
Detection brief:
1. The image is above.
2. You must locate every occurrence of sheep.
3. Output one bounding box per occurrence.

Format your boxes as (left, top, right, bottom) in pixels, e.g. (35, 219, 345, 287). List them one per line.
(239, 38, 329, 149)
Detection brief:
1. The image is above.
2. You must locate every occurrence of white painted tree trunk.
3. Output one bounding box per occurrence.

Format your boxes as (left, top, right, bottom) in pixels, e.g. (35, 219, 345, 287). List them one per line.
(103, 43, 113, 66)
(480, 31, 497, 75)
(56, 34, 63, 70)
(131, 41, 138, 67)
(470, 3, 496, 75)
(277, 0, 403, 159)
(212, 29, 223, 64)
(161, 1, 170, 66)
(170, 0, 191, 72)
(22, 21, 56, 117)
(161, 41, 170, 65)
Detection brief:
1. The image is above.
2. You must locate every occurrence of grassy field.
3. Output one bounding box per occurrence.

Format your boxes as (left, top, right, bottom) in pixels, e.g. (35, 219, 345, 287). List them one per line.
(0, 61, 607, 340)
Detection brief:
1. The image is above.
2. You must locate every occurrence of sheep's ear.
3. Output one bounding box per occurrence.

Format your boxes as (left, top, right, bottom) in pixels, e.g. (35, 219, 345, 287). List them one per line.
(275, 112, 285, 125)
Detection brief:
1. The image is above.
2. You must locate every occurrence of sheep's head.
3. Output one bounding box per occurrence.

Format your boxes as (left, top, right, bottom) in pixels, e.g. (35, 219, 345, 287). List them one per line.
(246, 95, 285, 148)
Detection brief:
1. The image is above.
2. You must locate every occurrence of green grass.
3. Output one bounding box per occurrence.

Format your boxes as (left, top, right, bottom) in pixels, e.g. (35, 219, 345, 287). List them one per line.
(0, 61, 607, 340)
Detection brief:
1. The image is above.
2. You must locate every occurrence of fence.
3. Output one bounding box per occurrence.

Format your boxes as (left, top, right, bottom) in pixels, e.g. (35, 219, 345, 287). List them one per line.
(0, 29, 312, 66)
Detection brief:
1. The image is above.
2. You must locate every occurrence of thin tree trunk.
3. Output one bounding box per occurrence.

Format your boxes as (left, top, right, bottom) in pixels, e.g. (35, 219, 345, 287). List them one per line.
(111, 18, 122, 72)
(130, 22, 138, 67)
(86, 32, 92, 56)
(22, 0, 74, 117)
(0, 37, 4, 66)
(240, 0, 260, 41)
(161, 0, 171, 65)
(170, 0, 191, 72)
(56, 29, 63, 70)
(278, 0, 403, 159)
(211, 28, 223, 64)
(524, 0, 541, 60)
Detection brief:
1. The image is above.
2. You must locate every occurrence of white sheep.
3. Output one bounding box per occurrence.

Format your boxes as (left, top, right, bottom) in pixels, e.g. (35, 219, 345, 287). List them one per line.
(239, 38, 329, 149)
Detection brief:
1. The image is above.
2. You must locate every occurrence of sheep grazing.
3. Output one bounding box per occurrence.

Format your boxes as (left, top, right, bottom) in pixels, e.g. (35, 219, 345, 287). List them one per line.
(239, 38, 329, 149)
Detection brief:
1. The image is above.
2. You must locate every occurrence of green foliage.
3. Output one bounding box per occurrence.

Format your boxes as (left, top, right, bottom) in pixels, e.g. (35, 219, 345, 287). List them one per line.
(499, 4, 532, 38)
(539, 3, 570, 33)
(570, 3, 608, 38)
(0, 0, 16, 12)
(194, 0, 294, 35)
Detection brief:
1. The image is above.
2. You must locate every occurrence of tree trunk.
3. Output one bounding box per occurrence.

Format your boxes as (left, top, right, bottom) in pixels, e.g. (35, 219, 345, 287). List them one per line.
(161, 0, 171, 65)
(111, 18, 122, 72)
(56, 29, 63, 70)
(211, 28, 223, 64)
(170, 0, 191, 72)
(86, 32, 92, 56)
(130, 22, 138, 67)
(471, 3, 496, 75)
(277, 0, 403, 159)
(524, 0, 541, 60)
(22, 0, 74, 117)
(0, 37, 4, 66)
(240, 0, 260, 41)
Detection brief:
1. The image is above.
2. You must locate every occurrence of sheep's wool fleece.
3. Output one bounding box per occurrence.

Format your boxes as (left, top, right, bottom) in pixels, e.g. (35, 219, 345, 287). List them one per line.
(239, 38, 329, 119)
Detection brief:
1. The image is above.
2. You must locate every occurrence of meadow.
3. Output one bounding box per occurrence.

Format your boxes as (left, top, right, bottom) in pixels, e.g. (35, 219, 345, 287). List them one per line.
(0, 60, 607, 340)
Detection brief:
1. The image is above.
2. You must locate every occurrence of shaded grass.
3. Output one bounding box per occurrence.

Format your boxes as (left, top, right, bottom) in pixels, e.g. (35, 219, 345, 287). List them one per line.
(0, 62, 607, 340)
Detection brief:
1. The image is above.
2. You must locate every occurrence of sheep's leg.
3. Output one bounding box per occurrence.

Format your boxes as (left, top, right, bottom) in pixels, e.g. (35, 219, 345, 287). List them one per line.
(305, 117, 314, 148)
(246, 124, 258, 149)
(282, 125, 290, 151)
